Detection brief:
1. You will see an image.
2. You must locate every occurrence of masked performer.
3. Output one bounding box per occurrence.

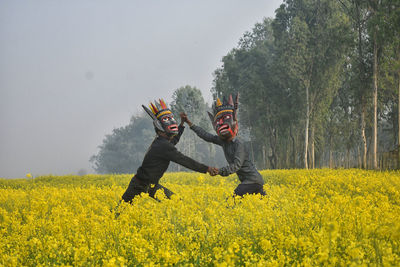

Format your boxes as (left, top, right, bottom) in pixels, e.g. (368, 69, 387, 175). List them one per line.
(181, 94, 265, 197)
(121, 99, 217, 203)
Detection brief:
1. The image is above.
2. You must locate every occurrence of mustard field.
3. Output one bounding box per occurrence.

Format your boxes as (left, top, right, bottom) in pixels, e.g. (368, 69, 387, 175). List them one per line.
(1, 169, 400, 266)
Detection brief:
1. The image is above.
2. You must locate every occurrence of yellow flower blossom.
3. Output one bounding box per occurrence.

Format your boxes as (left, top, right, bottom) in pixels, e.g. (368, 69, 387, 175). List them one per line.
(0, 169, 399, 265)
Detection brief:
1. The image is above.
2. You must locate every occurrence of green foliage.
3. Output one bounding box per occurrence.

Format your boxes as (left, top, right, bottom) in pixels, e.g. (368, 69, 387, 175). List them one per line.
(213, 18, 290, 168)
(170, 85, 226, 170)
(211, 0, 399, 169)
(170, 85, 211, 131)
(90, 114, 154, 174)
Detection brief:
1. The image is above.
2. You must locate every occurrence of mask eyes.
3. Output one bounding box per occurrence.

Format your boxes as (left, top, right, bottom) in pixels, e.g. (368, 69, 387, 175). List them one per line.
(215, 113, 233, 125)
(162, 116, 176, 123)
(218, 115, 231, 121)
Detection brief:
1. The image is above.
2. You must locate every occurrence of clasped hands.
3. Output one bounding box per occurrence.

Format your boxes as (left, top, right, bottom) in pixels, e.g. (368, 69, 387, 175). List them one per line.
(207, 167, 219, 176)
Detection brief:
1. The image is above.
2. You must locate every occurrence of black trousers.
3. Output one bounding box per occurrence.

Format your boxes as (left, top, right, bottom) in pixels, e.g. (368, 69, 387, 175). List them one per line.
(233, 183, 266, 197)
(121, 176, 174, 202)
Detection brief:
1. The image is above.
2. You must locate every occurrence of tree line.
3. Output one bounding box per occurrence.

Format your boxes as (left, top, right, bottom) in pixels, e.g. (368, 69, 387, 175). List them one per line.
(214, 0, 399, 170)
(91, 0, 400, 173)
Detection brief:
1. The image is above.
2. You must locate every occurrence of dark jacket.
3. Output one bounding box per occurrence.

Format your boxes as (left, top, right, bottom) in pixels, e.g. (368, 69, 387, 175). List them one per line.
(190, 124, 264, 185)
(135, 125, 208, 184)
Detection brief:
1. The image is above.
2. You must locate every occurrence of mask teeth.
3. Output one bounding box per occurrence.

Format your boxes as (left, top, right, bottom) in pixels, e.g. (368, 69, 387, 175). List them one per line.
(159, 99, 167, 109)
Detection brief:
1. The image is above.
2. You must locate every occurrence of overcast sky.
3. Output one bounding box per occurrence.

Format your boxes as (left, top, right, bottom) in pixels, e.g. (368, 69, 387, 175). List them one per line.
(0, 0, 282, 178)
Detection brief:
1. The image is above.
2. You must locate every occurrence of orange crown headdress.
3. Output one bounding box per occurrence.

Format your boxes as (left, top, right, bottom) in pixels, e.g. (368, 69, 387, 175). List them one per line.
(208, 93, 239, 124)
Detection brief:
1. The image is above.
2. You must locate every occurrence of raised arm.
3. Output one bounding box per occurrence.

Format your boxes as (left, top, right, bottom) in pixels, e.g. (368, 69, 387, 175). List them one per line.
(180, 112, 222, 146)
(190, 125, 222, 145)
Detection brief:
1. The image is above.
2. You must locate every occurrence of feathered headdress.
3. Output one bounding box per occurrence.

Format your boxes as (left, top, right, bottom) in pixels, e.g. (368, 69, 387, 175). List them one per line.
(208, 93, 239, 124)
(142, 99, 172, 132)
(147, 99, 172, 118)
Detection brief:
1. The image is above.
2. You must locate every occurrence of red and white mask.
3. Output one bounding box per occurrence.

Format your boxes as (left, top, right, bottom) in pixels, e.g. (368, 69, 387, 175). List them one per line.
(214, 111, 237, 139)
(208, 94, 239, 140)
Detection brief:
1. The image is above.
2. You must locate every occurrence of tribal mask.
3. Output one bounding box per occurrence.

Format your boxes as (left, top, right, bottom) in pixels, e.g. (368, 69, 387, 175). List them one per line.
(142, 99, 179, 136)
(208, 93, 239, 140)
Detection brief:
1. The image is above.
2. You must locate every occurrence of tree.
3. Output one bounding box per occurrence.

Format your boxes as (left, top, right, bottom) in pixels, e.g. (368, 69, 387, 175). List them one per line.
(364, 0, 400, 168)
(273, 0, 351, 168)
(213, 18, 290, 169)
(170, 85, 225, 170)
(90, 114, 153, 174)
(376, 0, 400, 167)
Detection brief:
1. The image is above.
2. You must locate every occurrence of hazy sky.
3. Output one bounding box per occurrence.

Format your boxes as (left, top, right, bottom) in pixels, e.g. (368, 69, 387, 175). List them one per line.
(0, 0, 282, 178)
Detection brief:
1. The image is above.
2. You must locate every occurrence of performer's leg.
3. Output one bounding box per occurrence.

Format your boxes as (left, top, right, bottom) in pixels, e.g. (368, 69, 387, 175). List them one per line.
(257, 185, 267, 196)
(114, 176, 149, 219)
(148, 184, 174, 200)
(233, 183, 265, 197)
(121, 176, 149, 203)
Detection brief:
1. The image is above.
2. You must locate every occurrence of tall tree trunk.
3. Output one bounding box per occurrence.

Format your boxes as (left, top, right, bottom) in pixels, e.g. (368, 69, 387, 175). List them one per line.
(373, 30, 378, 170)
(357, 4, 368, 169)
(329, 136, 333, 168)
(311, 125, 315, 169)
(209, 143, 214, 166)
(285, 143, 290, 168)
(290, 125, 296, 168)
(397, 46, 400, 169)
(188, 135, 192, 159)
(304, 83, 310, 169)
(262, 145, 266, 169)
(361, 104, 368, 168)
(268, 127, 277, 169)
(398, 67, 400, 169)
(248, 119, 255, 163)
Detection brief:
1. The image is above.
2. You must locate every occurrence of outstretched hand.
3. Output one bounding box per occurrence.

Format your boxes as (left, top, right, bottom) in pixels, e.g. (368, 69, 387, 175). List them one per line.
(180, 112, 193, 127)
(207, 167, 219, 176)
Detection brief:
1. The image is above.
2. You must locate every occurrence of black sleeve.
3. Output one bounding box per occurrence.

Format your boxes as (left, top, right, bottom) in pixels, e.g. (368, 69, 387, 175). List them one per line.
(171, 125, 185, 145)
(190, 125, 223, 146)
(219, 142, 246, 176)
(162, 142, 209, 173)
